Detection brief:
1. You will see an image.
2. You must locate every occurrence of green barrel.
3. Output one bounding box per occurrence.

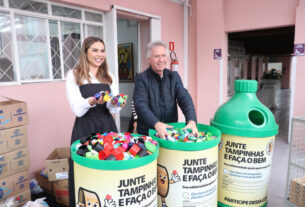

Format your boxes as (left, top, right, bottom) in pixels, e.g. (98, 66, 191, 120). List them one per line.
(71, 134, 159, 207)
(211, 80, 278, 207)
(149, 123, 221, 207)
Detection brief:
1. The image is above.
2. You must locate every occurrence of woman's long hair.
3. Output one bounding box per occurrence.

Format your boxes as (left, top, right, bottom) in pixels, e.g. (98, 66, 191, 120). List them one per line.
(73, 37, 112, 85)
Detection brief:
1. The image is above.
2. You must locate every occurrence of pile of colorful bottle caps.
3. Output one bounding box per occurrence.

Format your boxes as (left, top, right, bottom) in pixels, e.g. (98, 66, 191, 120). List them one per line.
(75, 132, 158, 160)
(94, 90, 112, 102)
(111, 94, 128, 106)
(94, 91, 128, 107)
(156, 128, 216, 142)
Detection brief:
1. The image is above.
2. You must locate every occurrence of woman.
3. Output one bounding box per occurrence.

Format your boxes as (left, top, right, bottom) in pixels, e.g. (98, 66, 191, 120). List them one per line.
(66, 36, 122, 206)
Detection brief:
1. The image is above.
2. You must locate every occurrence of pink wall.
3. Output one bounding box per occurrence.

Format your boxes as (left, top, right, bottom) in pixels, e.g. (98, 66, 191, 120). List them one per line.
(195, 0, 227, 124)
(224, 0, 299, 32)
(188, 0, 197, 109)
(140, 20, 150, 71)
(293, 0, 305, 116)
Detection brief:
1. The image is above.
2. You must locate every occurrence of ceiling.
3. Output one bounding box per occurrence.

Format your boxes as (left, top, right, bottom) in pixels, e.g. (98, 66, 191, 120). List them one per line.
(228, 26, 295, 56)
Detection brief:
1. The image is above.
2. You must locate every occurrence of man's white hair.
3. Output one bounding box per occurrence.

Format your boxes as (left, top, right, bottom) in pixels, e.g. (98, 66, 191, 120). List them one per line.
(146, 41, 169, 59)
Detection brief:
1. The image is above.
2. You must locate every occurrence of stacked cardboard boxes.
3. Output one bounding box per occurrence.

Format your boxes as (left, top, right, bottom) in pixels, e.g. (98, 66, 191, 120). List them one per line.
(45, 147, 70, 206)
(0, 98, 31, 206)
(290, 176, 305, 206)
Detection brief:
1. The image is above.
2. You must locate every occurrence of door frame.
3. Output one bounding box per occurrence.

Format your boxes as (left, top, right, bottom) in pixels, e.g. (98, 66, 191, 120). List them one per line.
(105, 5, 161, 131)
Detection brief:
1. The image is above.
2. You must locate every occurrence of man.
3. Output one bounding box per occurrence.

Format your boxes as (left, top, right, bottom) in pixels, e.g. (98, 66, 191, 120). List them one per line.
(133, 41, 198, 138)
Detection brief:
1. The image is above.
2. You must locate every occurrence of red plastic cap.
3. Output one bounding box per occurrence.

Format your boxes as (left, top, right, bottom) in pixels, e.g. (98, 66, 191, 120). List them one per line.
(128, 144, 141, 156)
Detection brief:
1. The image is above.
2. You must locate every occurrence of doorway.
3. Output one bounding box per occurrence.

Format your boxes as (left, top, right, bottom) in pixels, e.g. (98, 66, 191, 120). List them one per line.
(113, 7, 161, 132)
(227, 26, 295, 140)
(117, 18, 140, 132)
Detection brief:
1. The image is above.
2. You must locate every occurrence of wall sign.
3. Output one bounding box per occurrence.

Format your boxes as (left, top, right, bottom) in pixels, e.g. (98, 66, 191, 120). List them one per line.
(294, 44, 305, 56)
(214, 49, 222, 59)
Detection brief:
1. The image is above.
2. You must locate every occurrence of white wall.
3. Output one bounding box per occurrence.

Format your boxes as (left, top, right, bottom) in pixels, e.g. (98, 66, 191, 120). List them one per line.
(117, 19, 139, 117)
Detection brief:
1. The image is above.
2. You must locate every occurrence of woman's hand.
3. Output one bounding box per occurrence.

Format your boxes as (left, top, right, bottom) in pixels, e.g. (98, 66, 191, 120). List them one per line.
(96, 95, 106, 105)
(88, 97, 97, 106)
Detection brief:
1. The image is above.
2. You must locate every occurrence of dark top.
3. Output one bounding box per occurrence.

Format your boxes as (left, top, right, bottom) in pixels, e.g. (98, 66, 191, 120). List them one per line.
(71, 83, 117, 144)
(133, 67, 197, 135)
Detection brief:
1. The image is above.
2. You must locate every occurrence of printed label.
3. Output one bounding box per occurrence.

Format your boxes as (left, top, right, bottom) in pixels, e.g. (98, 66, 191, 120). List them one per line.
(74, 160, 157, 207)
(157, 147, 218, 207)
(218, 134, 275, 207)
(56, 172, 69, 180)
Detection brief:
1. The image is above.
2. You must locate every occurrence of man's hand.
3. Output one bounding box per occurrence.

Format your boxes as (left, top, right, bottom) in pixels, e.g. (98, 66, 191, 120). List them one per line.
(133, 121, 137, 133)
(184, 120, 198, 136)
(154, 122, 173, 139)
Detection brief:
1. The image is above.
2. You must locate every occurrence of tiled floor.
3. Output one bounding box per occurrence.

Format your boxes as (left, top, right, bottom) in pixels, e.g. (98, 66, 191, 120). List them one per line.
(258, 79, 291, 207)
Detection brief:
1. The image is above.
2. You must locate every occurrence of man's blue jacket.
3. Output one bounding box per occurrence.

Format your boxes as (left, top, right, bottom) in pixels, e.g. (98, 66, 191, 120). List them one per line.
(133, 67, 197, 135)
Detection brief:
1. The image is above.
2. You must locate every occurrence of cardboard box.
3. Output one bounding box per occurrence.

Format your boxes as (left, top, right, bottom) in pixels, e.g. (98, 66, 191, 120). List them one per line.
(0, 98, 28, 130)
(53, 179, 69, 206)
(0, 147, 30, 179)
(16, 190, 31, 207)
(46, 147, 70, 181)
(0, 126, 28, 155)
(0, 169, 30, 201)
(290, 176, 305, 206)
(35, 171, 53, 194)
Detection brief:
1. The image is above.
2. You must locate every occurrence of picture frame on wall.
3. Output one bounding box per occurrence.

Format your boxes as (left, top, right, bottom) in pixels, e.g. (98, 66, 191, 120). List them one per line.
(118, 43, 134, 83)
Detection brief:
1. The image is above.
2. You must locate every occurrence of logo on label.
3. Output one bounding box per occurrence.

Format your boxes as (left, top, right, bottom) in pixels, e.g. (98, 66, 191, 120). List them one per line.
(0, 115, 10, 125)
(266, 139, 274, 155)
(15, 139, 21, 145)
(14, 129, 20, 135)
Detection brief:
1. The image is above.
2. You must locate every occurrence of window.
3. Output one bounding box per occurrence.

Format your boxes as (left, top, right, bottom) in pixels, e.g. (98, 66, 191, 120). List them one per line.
(61, 21, 81, 74)
(0, 12, 15, 82)
(86, 25, 103, 38)
(49, 20, 61, 79)
(85, 11, 103, 22)
(15, 15, 49, 81)
(0, 0, 104, 85)
(51, 5, 81, 19)
(9, 0, 48, 14)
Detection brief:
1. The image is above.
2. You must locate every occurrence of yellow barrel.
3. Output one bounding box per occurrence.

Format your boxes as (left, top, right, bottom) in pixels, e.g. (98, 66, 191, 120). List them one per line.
(149, 123, 221, 207)
(71, 135, 159, 207)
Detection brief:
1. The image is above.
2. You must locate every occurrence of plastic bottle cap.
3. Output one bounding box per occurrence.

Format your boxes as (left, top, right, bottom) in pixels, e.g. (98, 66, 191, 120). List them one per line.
(234, 80, 257, 93)
(145, 142, 157, 153)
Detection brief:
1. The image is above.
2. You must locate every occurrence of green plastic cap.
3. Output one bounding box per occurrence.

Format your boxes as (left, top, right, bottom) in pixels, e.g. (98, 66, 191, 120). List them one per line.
(234, 80, 257, 93)
(211, 80, 278, 137)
